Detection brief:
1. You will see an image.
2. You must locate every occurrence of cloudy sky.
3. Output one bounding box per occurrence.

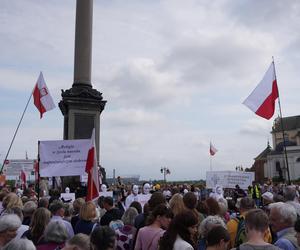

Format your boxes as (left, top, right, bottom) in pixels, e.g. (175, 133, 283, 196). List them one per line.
(1, 0, 300, 181)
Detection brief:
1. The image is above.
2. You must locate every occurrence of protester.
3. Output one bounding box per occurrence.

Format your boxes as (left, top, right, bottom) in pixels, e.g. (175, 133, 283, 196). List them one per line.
(62, 233, 90, 250)
(198, 215, 227, 250)
(90, 226, 116, 250)
(74, 201, 97, 235)
(22, 207, 51, 245)
(71, 198, 85, 230)
(49, 200, 74, 239)
(159, 211, 198, 250)
(226, 197, 256, 248)
(38, 197, 49, 209)
(115, 207, 138, 250)
(1, 193, 23, 213)
(100, 196, 123, 226)
(0, 214, 22, 248)
(234, 209, 281, 250)
(37, 220, 68, 250)
(23, 201, 38, 226)
(269, 202, 298, 250)
(135, 204, 173, 250)
(4, 206, 29, 239)
(206, 225, 230, 250)
(169, 193, 186, 216)
(2, 238, 36, 250)
(283, 186, 300, 217)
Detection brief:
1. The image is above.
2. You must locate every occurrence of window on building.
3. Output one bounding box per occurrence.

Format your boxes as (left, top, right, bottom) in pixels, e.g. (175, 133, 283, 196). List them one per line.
(296, 157, 300, 162)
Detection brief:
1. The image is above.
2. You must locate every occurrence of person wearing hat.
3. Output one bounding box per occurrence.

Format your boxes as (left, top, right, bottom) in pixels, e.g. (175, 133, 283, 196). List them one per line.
(0, 214, 21, 248)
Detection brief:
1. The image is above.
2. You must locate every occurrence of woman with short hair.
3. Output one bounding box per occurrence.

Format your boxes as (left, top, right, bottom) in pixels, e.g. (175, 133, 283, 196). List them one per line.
(74, 201, 97, 235)
(37, 220, 68, 250)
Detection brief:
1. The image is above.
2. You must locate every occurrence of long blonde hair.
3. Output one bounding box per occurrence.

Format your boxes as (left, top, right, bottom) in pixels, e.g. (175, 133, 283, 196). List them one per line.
(169, 193, 186, 216)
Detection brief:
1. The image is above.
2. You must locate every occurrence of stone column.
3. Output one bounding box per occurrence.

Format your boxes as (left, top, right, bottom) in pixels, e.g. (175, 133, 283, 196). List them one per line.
(73, 0, 93, 87)
(59, 0, 106, 188)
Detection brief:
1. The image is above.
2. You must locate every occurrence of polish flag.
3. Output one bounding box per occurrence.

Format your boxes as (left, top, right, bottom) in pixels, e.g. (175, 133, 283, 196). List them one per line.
(243, 63, 279, 120)
(85, 129, 100, 201)
(20, 168, 27, 190)
(33, 72, 56, 118)
(210, 142, 218, 156)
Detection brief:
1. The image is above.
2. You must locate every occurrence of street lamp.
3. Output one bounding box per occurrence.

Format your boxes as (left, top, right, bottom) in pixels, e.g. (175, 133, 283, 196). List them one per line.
(160, 167, 170, 182)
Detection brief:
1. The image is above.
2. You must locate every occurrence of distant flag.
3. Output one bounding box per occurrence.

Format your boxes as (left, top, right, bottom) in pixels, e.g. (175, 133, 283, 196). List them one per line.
(210, 142, 218, 156)
(33, 72, 55, 118)
(243, 62, 279, 120)
(20, 168, 26, 190)
(85, 129, 100, 201)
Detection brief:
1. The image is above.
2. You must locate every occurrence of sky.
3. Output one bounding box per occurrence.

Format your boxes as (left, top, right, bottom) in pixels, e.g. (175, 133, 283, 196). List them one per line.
(1, 0, 300, 181)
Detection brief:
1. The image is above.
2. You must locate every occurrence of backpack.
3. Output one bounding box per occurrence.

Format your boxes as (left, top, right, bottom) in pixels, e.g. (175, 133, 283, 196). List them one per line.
(234, 216, 247, 247)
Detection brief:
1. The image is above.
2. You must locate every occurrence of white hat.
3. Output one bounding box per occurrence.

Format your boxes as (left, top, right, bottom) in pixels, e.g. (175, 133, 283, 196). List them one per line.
(262, 191, 273, 201)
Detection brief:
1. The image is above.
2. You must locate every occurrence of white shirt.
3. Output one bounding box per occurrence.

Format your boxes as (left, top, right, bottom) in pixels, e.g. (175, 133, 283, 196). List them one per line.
(173, 235, 193, 250)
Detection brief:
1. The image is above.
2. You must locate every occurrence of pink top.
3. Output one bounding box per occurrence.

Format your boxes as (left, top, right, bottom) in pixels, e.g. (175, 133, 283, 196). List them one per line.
(134, 226, 165, 250)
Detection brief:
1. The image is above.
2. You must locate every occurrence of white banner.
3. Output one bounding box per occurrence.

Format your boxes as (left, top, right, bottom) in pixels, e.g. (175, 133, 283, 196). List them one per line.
(39, 139, 90, 177)
(206, 171, 254, 189)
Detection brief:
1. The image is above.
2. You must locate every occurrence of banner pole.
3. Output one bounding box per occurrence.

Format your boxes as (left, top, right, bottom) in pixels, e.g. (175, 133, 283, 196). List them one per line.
(272, 58, 291, 184)
(0, 91, 33, 174)
(37, 141, 40, 203)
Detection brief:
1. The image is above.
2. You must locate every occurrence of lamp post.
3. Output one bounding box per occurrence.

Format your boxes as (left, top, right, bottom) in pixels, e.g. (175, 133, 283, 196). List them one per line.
(235, 165, 244, 171)
(160, 167, 170, 182)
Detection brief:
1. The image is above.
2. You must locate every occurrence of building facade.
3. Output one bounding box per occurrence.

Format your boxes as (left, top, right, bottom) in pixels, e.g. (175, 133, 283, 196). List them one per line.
(252, 115, 300, 182)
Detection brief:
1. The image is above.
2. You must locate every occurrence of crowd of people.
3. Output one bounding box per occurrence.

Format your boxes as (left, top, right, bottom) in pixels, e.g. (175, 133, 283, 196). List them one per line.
(0, 180, 300, 250)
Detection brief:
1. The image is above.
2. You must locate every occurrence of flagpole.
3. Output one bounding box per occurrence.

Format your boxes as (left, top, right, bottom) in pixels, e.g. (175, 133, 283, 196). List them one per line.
(210, 155, 212, 171)
(0, 91, 33, 174)
(272, 58, 291, 184)
(37, 141, 40, 202)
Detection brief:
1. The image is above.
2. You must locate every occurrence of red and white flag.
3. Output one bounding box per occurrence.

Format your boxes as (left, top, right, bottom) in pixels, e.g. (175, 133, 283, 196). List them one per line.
(20, 168, 27, 190)
(33, 72, 55, 118)
(243, 63, 279, 120)
(85, 129, 100, 201)
(210, 142, 218, 156)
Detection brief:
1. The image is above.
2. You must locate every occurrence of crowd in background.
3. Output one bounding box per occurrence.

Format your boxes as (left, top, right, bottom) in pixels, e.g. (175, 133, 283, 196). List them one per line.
(0, 180, 300, 250)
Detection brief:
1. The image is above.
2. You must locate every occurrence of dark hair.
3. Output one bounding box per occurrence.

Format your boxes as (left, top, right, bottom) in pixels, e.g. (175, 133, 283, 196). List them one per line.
(49, 200, 64, 214)
(103, 196, 114, 207)
(146, 204, 173, 225)
(159, 211, 198, 250)
(294, 219, 300, 232)
(38, 197, 49, 208)
(183, 192, 197, 210)
(240, 197, 255, 210)
(130, 201, 142, 214)
(90, 226, 116, 250)
(148, 192, 166, 211)
(205, 197, 220, 215)
(196, 201, 208, 214)
(206, 225, 230, 246)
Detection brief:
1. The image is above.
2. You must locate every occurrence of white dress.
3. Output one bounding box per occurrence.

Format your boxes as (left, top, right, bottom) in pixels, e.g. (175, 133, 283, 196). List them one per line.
(173, 235, 194, 250)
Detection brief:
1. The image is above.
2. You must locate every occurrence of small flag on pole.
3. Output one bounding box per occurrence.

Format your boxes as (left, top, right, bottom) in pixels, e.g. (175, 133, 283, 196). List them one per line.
(210, 142, 218, 156)
(243, 62, 279, 120)
(85, 129, 100, 201)
(33, 72, 56, 118)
